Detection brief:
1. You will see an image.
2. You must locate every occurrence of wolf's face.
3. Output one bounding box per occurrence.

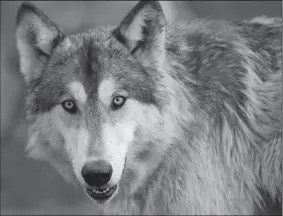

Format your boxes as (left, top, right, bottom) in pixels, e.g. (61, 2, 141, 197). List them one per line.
(16, 1, 173, 204)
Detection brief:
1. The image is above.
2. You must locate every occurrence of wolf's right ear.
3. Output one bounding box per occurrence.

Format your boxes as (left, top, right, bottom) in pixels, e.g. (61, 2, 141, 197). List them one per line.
(112, 1, 166, 68)
(16, 2, 65, 83)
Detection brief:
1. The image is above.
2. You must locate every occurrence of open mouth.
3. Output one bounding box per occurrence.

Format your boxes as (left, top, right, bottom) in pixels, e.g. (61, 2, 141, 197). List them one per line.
(85, 185, 118, 203)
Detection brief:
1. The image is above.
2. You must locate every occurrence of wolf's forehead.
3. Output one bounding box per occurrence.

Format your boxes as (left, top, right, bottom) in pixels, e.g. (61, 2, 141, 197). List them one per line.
(42, 31, 158, 109)
(54, 36, 122, 104)
(68, 81, 88, 104)
(58, 33, 125, 74)
(67, 78, 116, 106)
(59, 28, 123, 57)
(52, 35, 116, 79)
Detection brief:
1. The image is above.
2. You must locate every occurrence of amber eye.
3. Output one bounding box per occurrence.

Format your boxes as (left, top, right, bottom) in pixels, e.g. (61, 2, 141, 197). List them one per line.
(61, 100, 78, 114)
(112, 96, 126, 110)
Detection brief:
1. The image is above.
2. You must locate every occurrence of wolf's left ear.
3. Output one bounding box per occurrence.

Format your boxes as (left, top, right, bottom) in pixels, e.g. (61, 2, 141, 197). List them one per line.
(16, 2, 65, 83)
(113, 1, 166, 68)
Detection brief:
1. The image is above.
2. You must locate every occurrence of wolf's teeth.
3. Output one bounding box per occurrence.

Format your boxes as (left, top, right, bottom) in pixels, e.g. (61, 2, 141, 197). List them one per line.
(93, 187, 110, 194)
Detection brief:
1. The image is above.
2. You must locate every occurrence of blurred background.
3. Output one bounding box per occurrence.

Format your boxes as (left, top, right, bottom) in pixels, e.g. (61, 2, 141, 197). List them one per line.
(1, 1, 281, 215)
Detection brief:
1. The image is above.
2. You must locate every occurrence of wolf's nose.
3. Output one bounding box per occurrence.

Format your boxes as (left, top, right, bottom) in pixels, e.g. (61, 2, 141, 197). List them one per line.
(81, 160, 113, 187)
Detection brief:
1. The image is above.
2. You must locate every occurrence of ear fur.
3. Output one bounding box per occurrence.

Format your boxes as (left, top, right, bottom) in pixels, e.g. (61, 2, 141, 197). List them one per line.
(113, 1, 166, 68)
(16, 1, 65, 83)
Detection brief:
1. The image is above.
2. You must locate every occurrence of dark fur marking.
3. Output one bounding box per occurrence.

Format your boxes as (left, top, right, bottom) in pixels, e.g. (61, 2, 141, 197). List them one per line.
(136, 148, 152, 162)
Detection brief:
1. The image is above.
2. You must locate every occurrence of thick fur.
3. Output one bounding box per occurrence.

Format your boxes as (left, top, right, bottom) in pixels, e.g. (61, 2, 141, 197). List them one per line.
(16, 1, 282, 215)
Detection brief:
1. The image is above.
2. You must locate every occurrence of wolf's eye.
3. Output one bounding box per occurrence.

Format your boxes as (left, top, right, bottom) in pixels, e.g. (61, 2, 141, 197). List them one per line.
(61, 100, 78, 114)
(112, 96, 126, 110)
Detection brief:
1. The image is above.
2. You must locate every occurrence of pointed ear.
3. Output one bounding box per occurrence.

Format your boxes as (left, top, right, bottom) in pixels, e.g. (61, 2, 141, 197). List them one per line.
(16, 2, 65, 83)
(113, 1, 166, 68)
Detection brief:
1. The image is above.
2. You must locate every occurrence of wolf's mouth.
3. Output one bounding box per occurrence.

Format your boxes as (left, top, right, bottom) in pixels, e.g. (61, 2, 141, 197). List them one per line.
(85, 185, 118, 204)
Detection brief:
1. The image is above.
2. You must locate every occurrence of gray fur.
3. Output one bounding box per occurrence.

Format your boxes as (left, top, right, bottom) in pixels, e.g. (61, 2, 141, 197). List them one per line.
(16, 1, 281, 215)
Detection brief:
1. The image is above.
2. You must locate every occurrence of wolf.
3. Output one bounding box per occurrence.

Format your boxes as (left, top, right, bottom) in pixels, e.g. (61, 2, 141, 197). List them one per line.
(16, 1, 282, 215)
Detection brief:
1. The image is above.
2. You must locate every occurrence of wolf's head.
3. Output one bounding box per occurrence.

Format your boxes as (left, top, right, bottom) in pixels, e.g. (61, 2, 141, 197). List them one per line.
(16, 1, 177, 204)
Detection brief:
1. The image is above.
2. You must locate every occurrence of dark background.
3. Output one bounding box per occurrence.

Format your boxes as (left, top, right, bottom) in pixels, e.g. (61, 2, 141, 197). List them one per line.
(1, 1, 281, 215)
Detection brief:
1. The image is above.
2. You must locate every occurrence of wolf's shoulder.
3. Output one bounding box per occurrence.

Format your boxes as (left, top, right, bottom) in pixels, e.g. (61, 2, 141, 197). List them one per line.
(166, 16, 281, 48)
(234, 16, 282, 51)
(165, 17, 281, 71)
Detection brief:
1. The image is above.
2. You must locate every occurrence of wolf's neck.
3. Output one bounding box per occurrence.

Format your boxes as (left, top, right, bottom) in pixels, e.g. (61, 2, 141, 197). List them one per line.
(130, 73, 201, 214)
